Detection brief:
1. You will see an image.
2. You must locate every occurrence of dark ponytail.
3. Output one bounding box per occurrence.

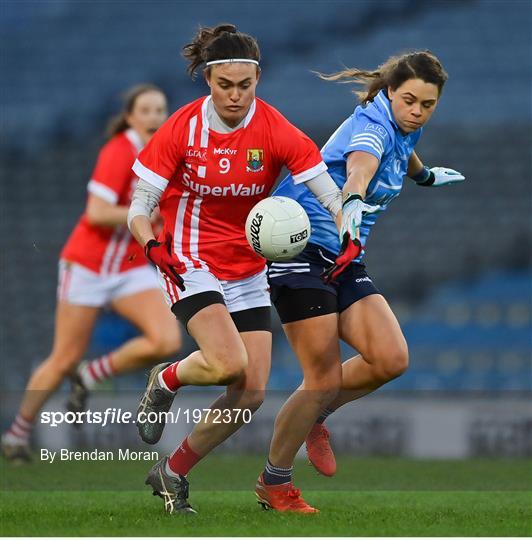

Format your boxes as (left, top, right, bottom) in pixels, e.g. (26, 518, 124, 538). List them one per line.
(182, 23, 260, 79)
(317, 50, 448, 104)
(106, 83, 164, 137)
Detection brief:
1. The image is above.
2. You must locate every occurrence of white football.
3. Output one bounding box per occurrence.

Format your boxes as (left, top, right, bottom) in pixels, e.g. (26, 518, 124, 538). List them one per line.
(245, 196, 311, 261)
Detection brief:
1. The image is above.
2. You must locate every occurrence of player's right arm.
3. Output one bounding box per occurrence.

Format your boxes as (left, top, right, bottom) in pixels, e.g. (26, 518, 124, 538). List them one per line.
(127, 110, 183, 244)
(340, 151, 381, 243)
(321, 122, 385, 283)
(128, 181, 161, 246)
(321, 151, 381, 284)
(343, 151, 379, 201)
(338, 116, 389, 241)
(127, 111, 187, 288)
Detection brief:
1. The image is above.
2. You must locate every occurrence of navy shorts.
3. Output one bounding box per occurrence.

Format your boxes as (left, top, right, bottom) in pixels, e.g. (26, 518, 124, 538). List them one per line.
(267, 243, 380, 324)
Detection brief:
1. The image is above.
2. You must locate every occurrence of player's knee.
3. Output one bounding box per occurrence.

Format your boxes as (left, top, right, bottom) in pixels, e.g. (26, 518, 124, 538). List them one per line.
(144, 327, 182, 359)
(304, 360, 342, 388)
(373, 344, 409, 382)
(152, 331, 182, 358)
(210, 349, 249, 385)
(214, 367, 244, 385)
(318, 385, 340, 409)
(303, 363, 342, 400)
(45, 353, 79, 377)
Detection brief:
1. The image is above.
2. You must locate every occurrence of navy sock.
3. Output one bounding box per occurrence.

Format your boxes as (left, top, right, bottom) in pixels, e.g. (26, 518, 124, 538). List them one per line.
(263, 459, 293, 485)
(316, 407, 335, 424)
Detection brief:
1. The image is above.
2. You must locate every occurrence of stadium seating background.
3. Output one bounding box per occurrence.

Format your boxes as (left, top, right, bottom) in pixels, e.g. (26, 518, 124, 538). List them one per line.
(1, 0, 530, 392)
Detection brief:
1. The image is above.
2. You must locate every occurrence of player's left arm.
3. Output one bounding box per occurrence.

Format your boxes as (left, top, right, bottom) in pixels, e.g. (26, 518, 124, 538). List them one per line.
(408, 150, 465, 187)
(304, 172, 342, 229)
(86, 138, 136, 226)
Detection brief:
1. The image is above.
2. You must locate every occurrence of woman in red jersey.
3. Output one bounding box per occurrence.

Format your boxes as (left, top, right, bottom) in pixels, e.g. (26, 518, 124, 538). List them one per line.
(1, 85, 181, 463)
(129, 24, 342, 514)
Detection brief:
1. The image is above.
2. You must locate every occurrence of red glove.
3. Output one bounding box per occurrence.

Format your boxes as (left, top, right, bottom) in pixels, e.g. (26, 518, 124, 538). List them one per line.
(321, 232, 363, 284)
(145, 232, 186, 291)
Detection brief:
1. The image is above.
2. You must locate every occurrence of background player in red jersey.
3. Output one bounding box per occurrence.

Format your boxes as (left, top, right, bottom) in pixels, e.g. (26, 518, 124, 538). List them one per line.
(128, 24, 343, 514)
(1, 84, 181, 463)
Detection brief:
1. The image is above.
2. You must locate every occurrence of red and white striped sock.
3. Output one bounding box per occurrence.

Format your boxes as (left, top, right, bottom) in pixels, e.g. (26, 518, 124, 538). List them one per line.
(158, 361, 184, 393)
(166, 437, 202, 477)
(79, 354, 115, 390)
(4, 413, 33, 444)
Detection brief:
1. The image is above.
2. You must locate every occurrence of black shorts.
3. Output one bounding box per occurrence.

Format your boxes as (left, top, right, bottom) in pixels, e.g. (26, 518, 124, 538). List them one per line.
(171, 291, 271, 333)
(268, 242, 380, 324)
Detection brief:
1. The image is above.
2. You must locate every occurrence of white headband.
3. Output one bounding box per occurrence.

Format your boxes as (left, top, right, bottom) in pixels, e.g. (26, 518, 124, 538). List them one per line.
(205, 58, 259, 67)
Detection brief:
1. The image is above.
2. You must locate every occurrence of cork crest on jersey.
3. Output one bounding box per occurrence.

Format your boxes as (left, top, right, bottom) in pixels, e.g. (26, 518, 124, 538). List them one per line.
(246, 149, 264, 173)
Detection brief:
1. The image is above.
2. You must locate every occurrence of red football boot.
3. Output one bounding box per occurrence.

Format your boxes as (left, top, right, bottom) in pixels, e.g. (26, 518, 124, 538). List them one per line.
(255, 474, 319, 513)
(305, 423, 336, 477)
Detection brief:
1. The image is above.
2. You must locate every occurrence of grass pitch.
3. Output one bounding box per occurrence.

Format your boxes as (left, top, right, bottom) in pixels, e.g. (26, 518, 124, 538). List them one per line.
(1, 455, 531, 536)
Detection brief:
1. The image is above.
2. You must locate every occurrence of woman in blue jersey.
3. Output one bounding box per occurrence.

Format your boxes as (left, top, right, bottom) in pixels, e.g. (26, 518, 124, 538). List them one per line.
(255, 51, 465, 511)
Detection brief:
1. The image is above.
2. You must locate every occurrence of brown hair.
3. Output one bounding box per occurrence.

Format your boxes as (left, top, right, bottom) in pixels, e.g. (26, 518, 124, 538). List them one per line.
(106, 83, 165, 137)
(318, 50, 448, 104)
(182, 23, 260, 79)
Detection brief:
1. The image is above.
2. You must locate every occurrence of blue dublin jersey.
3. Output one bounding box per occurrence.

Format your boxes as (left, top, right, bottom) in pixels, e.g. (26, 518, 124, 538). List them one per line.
(273, 90, 422, 260)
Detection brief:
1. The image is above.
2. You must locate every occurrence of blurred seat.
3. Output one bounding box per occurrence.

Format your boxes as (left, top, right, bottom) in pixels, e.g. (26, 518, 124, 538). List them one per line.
(1, 0, 530, 391)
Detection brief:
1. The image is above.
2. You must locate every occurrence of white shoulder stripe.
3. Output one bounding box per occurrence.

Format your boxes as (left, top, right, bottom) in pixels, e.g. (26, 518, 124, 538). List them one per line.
(350, 135, 384, 153)
(351, 132, 384, 148)
(292, 161, 328, 184)
(351, 139, 384, 154)
(350, 140, 383, 156)
(352, 132, 386, 146)
(132, 159, 169, 191)
(353, 131, 384, 139)
(87, 180, 119, 205)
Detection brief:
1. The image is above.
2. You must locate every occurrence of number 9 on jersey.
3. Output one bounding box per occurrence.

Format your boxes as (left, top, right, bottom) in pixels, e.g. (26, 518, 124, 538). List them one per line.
(245, 196, 311, 262)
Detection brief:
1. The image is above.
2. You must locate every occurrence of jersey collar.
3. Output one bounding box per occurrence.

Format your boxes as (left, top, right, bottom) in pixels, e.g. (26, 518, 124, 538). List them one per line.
(201, 96, 257, 132)
(124, 128, 144, 152)
(374, 90, 399, 131)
